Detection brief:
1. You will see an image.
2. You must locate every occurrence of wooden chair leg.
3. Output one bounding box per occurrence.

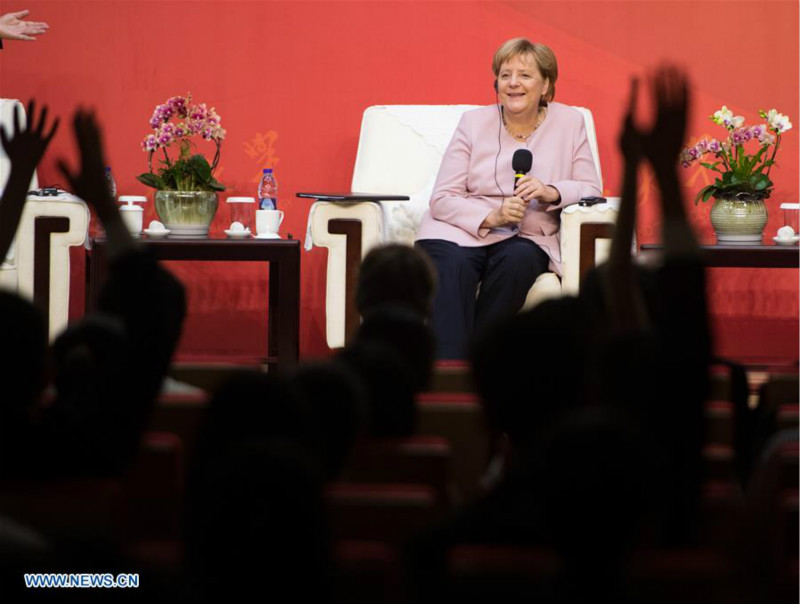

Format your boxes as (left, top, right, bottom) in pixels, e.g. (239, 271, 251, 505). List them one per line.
(329, 218, 363, 346)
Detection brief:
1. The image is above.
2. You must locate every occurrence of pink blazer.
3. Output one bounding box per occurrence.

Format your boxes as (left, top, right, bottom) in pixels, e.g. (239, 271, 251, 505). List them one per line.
(415, 103, 602, 275)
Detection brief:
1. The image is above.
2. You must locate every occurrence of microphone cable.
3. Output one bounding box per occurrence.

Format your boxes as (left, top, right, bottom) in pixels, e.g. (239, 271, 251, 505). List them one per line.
(493, 93, 504, 199)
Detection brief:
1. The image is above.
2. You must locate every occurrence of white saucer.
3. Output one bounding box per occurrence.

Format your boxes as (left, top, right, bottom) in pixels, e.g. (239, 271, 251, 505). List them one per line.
(224, 228, 252, 239)
(144, 228, 170, 238)
(254, 233, 281, 239)
(772, 236, 800, 246)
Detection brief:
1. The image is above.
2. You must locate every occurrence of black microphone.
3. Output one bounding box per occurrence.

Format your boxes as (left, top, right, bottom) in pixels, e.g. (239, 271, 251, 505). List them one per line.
(512, 149, 533, 193)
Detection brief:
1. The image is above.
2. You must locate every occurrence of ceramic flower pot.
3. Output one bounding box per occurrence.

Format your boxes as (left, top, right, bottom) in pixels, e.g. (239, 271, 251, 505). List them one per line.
(709, 193, 768, 245)
(154, 190, 218, 237)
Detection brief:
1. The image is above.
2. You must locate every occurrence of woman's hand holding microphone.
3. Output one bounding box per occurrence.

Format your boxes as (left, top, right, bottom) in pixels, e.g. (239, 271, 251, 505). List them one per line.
(514, 175, 560, 204)
(481, 176, 560, 229)
(482, 196, 527, 229)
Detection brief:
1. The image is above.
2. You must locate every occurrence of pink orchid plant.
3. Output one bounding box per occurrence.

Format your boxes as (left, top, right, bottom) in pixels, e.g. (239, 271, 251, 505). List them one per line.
(137, 94, 226, 191)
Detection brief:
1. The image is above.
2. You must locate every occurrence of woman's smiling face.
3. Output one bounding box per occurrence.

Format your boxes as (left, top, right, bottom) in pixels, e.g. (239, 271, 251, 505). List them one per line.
(497, 54, 549, 118)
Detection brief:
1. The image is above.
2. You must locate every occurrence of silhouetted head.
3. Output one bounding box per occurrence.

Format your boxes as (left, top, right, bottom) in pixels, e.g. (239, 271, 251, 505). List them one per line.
(542, 406, 648, 564)
(470, 297, 587, 444)
(195, 371, 314, 455)
(337, 340, 416, 438)
(185, 438, 329, 602)
(356, 244, 436, 319)
(0, 292, 47, 424)
(186, 372, 317, 511)
(289, 360, 367, 480)
(354, 304, 435, 393)
(52, 313, 126, 402)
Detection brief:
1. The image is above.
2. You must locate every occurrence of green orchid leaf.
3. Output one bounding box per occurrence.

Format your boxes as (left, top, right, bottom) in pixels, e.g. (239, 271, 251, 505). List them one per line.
(700, 161, 724, 173)
(136, 172, 164, 189)
(695, 184, 715, 204)
(208, 178, 226, 191)
(189, 155, 212, 182)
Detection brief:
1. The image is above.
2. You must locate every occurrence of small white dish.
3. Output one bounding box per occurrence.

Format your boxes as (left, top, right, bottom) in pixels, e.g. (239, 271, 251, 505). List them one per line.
(144, 228, 170, 238)
(254, 233, 281, 239)
(224, 228, 252, 239)
(773, 236, 800, 246)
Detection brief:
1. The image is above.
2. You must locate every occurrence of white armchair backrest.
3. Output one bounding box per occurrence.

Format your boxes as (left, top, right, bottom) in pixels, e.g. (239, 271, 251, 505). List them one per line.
(351, 105, 480, 195)
(351, 104, 603, 195)
(572, 106, 602, 188)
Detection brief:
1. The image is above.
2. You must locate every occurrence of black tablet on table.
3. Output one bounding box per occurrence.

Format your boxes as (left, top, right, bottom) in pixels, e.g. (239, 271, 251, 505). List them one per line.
(296, 192, 410, 202)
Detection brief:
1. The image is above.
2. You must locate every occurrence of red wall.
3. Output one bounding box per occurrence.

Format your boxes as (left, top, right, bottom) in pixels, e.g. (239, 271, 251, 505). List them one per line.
(1, 1, 797, 363)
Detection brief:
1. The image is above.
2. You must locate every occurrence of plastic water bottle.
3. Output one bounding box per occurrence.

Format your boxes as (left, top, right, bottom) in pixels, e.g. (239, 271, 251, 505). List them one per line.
(258, 168, 278, 210)
(105, 166, 117, 200)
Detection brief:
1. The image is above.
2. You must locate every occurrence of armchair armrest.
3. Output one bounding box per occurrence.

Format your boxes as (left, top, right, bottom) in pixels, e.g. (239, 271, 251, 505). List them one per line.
(14, 194, 89, 340)
(308, 200, 385, 348)
(559, 202, 619, 295)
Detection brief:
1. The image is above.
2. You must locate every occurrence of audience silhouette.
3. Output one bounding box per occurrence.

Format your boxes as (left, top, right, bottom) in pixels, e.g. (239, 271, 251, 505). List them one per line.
(0, 69, 794, 603)
(356, 243, 436, 321)
(0, 105, 187, 596)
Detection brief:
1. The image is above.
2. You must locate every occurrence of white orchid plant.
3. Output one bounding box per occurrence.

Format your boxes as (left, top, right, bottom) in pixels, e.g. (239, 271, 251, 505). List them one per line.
(681, 106, 792, 203)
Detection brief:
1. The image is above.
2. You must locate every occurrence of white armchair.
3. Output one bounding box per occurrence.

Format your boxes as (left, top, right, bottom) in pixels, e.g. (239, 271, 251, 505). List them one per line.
(0, 99, 89, 340)
(307, 105, 618, 349)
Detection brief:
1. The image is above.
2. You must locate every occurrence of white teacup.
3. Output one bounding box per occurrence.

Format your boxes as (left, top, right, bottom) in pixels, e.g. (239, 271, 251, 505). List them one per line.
(256, 209, 284, 237)
(119, 204, 143, 236)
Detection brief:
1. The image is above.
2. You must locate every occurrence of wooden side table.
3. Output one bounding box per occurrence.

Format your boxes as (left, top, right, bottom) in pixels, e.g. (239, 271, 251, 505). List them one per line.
(639, 244, 799, 269)
(86, 237, 301, 369)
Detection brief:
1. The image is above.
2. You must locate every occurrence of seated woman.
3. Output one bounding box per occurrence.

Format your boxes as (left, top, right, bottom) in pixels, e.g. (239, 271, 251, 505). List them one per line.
(415, 37, 601, 359)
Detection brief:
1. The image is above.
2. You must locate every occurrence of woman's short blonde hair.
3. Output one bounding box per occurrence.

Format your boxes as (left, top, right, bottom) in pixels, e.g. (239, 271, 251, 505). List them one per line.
(492, 38, 558, 104)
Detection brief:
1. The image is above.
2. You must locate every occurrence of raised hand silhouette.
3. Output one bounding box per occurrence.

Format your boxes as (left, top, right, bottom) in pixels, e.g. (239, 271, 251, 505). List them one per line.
(57, 109, 114, 213)
(0, 100, 58, 176)
(618, 77, 644, 166)
(58, 109, 135, 257)
(0, 100, 59, 262)
(642, 66, 690, 174)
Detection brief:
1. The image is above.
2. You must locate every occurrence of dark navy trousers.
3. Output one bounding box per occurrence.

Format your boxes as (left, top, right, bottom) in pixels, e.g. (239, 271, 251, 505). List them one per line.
(415, 237, 550, 360)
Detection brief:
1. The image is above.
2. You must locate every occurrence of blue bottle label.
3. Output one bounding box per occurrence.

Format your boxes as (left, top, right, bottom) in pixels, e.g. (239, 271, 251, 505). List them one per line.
(259, 198, 276, 210)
